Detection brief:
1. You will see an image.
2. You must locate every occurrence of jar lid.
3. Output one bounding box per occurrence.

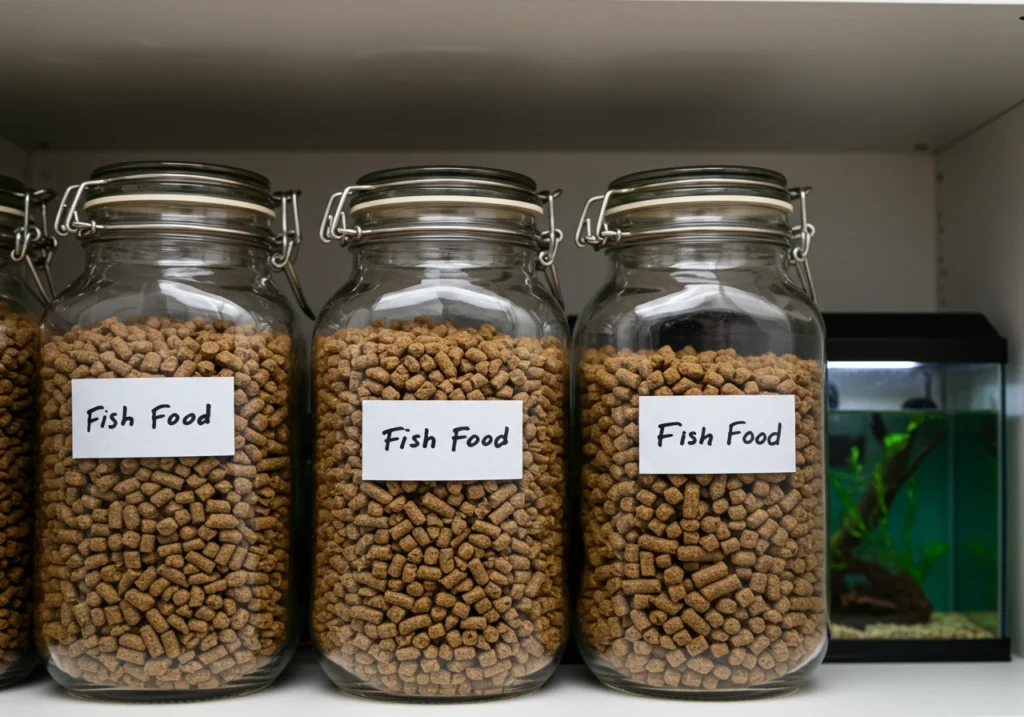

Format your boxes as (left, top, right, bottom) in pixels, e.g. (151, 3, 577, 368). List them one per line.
(320, 164, 561, 253)
(78, 161, 276, 218)
(53, 160, 315, 318)
(320, 165, 565, 305)
(92, 160, 270, 187)
(574, 165, 818, 301)
(605, 166, 793, 216)
(349, 165, 543, 217)
(576, 165, 805, 248)
(55, 160, 284, 237)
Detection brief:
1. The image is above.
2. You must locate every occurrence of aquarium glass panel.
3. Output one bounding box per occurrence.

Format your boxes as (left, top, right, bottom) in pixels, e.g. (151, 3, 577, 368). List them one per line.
(826, 362, 1003, 641)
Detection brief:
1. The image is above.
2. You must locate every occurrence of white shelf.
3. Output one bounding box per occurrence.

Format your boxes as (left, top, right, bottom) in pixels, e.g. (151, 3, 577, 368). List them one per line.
(5, 653, 1024, 716)
(1, 0, 1023, 151)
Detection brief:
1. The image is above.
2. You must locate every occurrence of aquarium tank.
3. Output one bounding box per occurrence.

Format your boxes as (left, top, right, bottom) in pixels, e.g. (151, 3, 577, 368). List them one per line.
(824, 313, 1008, 661)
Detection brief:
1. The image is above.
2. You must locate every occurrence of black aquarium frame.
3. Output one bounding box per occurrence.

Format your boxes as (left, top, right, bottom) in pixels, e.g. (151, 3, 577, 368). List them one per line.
(825, 312, 1009, 662)
(825, 638, 1010, 663)
(824, 312, 1007, 363)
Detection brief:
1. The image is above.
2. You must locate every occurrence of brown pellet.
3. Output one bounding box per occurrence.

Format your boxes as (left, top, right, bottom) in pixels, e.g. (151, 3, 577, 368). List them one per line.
(312, 319, 568, 698)
(578, 346, 827, 692)
(0, 310, 39, 681)
(36, 316, 294, 691)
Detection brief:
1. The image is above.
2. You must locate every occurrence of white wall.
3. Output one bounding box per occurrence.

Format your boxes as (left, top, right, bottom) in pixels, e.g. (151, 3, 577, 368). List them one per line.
(31, 150, 937, 321)
(937, 105, 1024, 652)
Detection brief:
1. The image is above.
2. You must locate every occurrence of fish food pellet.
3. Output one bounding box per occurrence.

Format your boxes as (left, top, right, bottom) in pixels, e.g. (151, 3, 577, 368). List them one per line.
(0, 310, 40, 683)
(312, 319, 568, 699)
(577, 345, 827, 694)
(36, 316, 294, 693)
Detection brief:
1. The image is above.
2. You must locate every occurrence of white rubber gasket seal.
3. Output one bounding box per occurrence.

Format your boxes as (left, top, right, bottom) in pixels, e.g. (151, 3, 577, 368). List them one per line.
(82, 194, 276, 217)
(0, 205, 25, 218)
(351, 195, 543, 216)
(605, 194, 793, 217)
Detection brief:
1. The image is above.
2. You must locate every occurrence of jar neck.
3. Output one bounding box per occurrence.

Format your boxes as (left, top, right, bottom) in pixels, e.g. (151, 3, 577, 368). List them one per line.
(350, 238, 540, 274)
(83, 235, 274, 276)
(607, 239, 792, 274)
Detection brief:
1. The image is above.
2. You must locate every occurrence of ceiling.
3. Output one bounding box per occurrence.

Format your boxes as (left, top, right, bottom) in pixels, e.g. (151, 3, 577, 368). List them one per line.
(1, 0, 1022, 151)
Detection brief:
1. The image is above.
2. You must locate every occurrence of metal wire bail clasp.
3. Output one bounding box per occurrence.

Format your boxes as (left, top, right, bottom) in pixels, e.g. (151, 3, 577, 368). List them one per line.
(537, 189, 565, 306)
(319, 185, 374, 245)
(574, 188, 631, 249)
(53, 179, 105, 237)
(788, 186, 817, 302)
(13, 188, 56, 302)
(273, 190, 316, 320)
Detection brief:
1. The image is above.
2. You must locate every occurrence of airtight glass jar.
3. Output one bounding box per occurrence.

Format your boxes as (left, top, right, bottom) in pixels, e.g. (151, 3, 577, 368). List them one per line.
(0, 178, 55, 689)
(312, 166, 570, 701)
(36, 162, 312, 701)
(572, 166, 827, 698)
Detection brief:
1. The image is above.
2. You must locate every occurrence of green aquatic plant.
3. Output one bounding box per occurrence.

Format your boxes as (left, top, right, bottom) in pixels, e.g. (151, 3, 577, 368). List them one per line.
(829, 415, 948, 592)
(828, 446, 868, 572)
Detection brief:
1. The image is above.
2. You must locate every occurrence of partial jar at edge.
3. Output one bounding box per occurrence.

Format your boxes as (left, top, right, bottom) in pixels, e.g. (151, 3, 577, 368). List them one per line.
(0, 178, 54, 689)
(35, 162, 308, 701)
(572, 166, 828, 698)
(312, 166, 570, 701)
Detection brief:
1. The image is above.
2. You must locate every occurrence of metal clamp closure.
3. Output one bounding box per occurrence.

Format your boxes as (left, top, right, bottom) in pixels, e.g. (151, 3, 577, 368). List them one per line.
(320, 178, 539, 248)
(271, 190, 301, 270)
(537, 190, 564, 307)
(13, 189, 57, 301)
(537, 189, 563, 267)
(787, 187, 817, 302)
(54, 172, 274, 238)
(319, 184, 375, 245)
(574, 188, 633, 249)
(54, 179, 105, 237)
(577, 184, 818, 303)
(320, 182, 563, 264)
(54, 177, 315, 317)
(273, 190, 315, 320)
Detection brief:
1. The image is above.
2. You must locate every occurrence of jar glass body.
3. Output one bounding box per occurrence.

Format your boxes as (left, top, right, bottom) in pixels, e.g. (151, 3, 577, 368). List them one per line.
(573, 238, 827, 698)
(0, 219, 46, 689)
(311, 236, 570, 701)
(35, 231, 301, 701)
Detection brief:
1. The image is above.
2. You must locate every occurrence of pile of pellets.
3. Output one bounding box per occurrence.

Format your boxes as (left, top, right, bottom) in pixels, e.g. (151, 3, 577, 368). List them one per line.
(312, 318, 568, 699)
(0, 310, 39, 681)
(577, 345, 827, 692)
(36, 316, 293, 692)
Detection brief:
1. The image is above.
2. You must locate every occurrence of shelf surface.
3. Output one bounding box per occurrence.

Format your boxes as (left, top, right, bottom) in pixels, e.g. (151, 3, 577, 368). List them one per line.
(5, 653, 1024, 716)
(1, 1, 1023, 151)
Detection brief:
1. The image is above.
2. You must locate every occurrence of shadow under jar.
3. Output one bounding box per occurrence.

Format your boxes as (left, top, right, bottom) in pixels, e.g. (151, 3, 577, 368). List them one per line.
(35, 162, 312, 701)
(572, 166, 828, 698)
(312, 166, 570, 701)
(0, 178, 56, 689)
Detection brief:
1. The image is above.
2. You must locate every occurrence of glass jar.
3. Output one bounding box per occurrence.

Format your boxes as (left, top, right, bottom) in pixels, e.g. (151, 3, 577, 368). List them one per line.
(36, 162, 312, 701)
(572, 166, 827, 698)
(0, 177, 54, 689)
(312, 166, 570, 701)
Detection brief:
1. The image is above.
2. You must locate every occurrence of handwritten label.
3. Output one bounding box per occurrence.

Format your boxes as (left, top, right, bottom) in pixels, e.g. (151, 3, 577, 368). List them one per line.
(639, 395, 796, 474)
(362, 400, 523, 482)
(71, 377, 236, 459)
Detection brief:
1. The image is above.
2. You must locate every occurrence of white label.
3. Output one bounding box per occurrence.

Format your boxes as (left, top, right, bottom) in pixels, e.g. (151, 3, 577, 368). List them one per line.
(71, 377, 236, 459)
(362, 400, 523, 482)
(639, 395, 796, 474)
